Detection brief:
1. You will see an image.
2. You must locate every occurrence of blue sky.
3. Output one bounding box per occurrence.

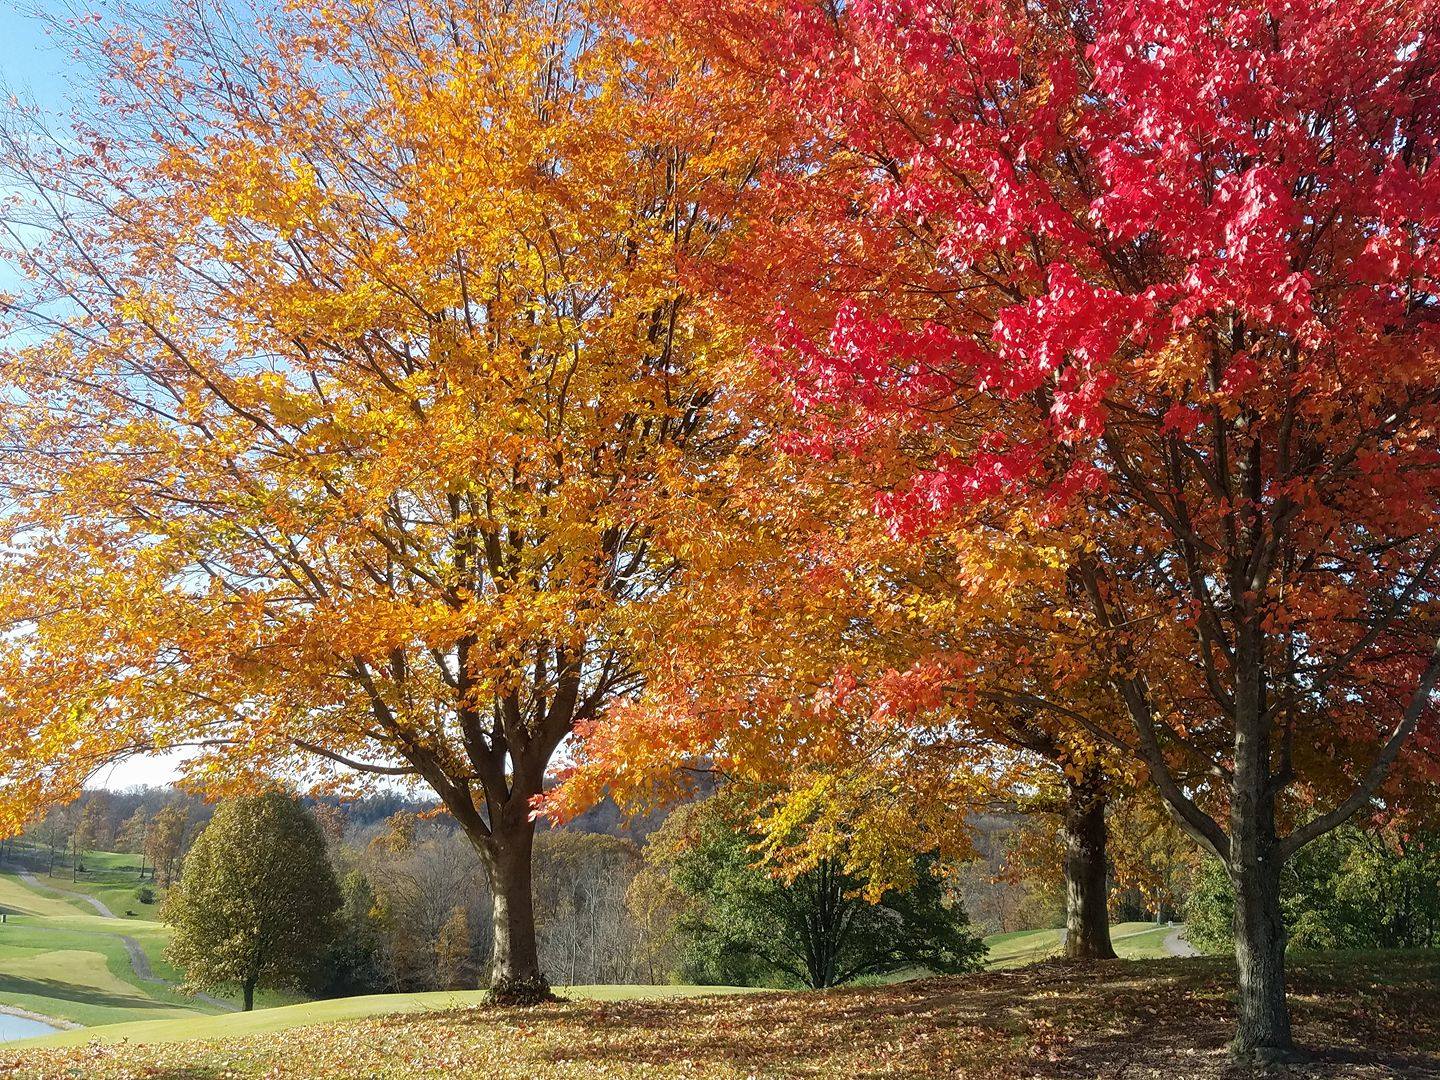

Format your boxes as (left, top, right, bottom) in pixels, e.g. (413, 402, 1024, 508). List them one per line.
(0, 3, 74, 300)
(0, 3, 74, 108)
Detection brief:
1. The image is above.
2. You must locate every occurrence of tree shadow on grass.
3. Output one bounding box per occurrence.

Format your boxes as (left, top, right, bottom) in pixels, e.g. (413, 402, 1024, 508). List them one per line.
(508, 957, 1440, 1080)
(0, 972, 175, 1011)
(1011, 957, 1440, 1079)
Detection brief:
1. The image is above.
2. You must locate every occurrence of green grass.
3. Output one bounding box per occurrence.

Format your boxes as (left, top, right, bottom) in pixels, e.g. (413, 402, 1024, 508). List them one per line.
(0, 923, 201, 1015)
(0, 846, 1187, 1042)
(4, 864, 304, 1016)
(982, 927, 1064, 968)
(12, 848, 168, 921)
(981, 921, 1178, 968)
(17, 984, 769, 1050)
(0, 945, 198, 1027)
(1111, 924, 1176, 960)
(0, 864, 243, 1026)
(69, 849, 168, 917)
(0, 872, 215, 1025)
(0, 860, 750, 1037)
(0, 872, 81, 920)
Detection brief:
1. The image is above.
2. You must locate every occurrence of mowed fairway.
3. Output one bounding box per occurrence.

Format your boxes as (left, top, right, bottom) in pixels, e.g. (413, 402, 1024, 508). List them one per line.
(982, 921, 1181, 969)
(11, 851, 166, 922)
(0, 866, 216, 1026)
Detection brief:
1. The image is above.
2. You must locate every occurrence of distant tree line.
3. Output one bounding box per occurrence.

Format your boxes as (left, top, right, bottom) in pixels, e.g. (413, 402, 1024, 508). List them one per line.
(98, 783, 996, 1001)
(321, 810, 674, 993)
(9, 790, 212, 885)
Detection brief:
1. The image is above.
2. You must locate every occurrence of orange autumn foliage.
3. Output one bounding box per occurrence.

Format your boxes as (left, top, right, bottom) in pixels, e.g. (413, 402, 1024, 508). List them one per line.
(0, 0, 767, 991)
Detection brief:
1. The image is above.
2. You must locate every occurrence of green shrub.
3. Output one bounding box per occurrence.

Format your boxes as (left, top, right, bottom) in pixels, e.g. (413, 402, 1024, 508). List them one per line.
(1184, 825, 1440, 953)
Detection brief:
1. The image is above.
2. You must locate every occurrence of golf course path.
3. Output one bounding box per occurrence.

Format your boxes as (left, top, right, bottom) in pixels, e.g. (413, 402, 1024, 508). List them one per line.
(115, 934, 238, 1011)
(16, 870, 239, 1012)
(17, 871, 116, 918)
(1055, 922, 1198, 957)
(1163, 927, 1200, 957)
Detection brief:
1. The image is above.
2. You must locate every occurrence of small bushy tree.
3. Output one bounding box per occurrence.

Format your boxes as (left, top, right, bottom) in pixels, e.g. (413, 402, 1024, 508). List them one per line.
(163, 793, 341, 1010)
(653, 797, 986, 990)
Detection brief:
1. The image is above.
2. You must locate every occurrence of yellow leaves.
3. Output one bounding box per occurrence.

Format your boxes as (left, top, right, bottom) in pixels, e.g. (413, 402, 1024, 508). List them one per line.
(0, 0, 759, 840)
(747, 763, 981, 903)
(1144, 328, 1210, 392)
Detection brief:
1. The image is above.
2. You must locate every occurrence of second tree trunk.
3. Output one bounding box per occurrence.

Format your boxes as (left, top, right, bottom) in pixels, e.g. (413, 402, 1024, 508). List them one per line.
(1230, 853, 1291, 1058)
(1061, 772, 1116, 960)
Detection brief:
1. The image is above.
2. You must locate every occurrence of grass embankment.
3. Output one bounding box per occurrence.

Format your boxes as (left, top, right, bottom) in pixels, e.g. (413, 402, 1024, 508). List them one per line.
(982, 920, 1176, 968)
(25, 849, 166, 921)
(0, 853, 294, 1025)
(1, 953, 1433, 1078)
(17, 984, 766, 1050)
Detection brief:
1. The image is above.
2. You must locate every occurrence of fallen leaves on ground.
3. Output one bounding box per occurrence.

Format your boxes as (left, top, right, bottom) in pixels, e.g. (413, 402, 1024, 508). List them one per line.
(1, 954, 1436, 1079)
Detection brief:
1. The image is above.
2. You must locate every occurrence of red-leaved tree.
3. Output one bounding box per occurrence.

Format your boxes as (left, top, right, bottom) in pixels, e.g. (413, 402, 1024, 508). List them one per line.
(662, 0, 1440, 1059)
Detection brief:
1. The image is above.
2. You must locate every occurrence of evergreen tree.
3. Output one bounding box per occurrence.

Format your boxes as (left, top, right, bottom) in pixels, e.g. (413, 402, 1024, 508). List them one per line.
(320, 869, 387, 997)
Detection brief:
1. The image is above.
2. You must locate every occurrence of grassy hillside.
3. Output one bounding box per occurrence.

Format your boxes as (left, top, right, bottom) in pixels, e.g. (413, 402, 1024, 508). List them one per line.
(0, 872, 207, 1026)
(982, 920, 1177, 968)
(27, 849, 168, 921)
(1, 953, 1434, 1078)
(0, 858, 296, 1025)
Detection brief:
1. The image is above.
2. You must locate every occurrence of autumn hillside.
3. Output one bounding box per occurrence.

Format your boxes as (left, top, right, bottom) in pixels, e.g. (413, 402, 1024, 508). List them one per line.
(2, 954, 1436, 1079)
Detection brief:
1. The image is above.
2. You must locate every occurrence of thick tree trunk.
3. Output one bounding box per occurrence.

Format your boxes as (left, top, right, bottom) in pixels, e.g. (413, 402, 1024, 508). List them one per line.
(242, 977, 255, 1012)
(1061, 773, 1116, 960)
(485, 819, 552, 1005)
(1230, 856, 1291, 1059)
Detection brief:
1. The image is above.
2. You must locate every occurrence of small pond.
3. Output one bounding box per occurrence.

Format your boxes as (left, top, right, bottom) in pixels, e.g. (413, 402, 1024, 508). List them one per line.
(0, 1014, 60, 1042)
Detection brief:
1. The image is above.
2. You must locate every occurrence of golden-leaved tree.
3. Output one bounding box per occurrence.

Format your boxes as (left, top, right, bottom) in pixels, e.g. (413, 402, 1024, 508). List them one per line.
(0, 0, 756, 1000)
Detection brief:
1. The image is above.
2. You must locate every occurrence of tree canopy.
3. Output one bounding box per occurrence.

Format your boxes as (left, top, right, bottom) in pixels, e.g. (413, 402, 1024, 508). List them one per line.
(571, 0, 1440, 1059)
(0, 0, 762, 998)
